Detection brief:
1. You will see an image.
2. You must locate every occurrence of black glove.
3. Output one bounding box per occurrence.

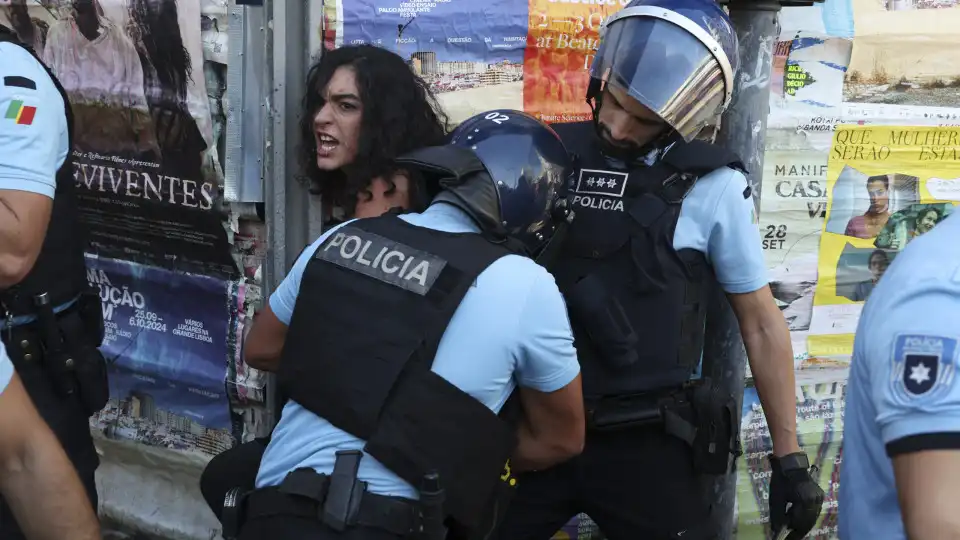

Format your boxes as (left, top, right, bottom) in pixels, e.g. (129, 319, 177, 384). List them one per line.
(768, 452, 825, 540)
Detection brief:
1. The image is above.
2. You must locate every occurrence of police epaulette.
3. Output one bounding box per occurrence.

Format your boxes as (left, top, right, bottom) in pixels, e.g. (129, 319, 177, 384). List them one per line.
(661, 140, 746, 177)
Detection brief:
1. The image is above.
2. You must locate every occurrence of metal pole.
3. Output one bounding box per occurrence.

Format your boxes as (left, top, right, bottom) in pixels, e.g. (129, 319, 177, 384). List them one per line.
(262, 0, 313, 433)
(707, 1, 781, 537)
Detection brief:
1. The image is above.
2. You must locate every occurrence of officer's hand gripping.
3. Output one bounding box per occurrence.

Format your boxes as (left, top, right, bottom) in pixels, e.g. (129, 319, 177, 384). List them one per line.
(768, 452, 824, 540)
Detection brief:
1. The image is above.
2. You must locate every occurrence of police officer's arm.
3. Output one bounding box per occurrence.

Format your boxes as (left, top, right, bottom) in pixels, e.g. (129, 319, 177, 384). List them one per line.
(0, 372, 100, 539)
(244, 304, 287, 372)
(244, 233, 339, 371)
(0, 48, 65, 288)
(511, 270, 585, 472)
(871, 285, 960, 538)
(698, 170, 801, 457)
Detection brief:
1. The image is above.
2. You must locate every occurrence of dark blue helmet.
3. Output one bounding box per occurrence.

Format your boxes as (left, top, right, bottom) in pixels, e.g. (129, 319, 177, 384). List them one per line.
(589, 0, 739, 142)
(394, 110, 574, 258)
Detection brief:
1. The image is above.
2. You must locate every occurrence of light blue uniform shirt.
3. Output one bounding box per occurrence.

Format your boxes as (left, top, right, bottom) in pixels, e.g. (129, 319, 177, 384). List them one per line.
(0, 42, 75, 326)
(256, 160, 767, 497)
(840, 210, 960, 540)
(256, 202, 581, 498)
(0, 42, 68, 200)
(671, 167, 769, 295)
(0, 340, 12, 395)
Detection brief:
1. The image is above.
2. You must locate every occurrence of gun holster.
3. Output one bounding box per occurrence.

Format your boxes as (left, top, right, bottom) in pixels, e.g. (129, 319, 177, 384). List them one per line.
(662, 380, 741, 475)
(57, 307, 109, 415)
(566, 273, 639, 370)
(76, 287, 105, 347)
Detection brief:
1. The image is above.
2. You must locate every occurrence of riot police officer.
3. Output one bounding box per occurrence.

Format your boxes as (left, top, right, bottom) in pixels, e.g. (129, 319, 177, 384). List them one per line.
(495, 1, 825, 539)
(231, 110, 585, 540)
(0, 23, 107, 539)
(0, 341, 101, 540)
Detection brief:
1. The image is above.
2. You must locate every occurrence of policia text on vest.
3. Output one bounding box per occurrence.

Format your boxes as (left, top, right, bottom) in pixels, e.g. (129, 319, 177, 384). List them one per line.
(269, 215, 526, 540)
(318, 227, 445, 296)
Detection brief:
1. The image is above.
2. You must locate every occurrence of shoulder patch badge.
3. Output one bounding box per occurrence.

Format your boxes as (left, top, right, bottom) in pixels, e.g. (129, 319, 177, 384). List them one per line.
(890, 334, 958, 402)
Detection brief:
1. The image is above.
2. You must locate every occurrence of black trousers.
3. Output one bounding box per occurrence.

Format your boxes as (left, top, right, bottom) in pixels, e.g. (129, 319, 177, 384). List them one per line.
(0, 348, 100, 539)
(493, 425, 721, 540)
(200, 437, 270, 522)
(238, 515, 406, 540)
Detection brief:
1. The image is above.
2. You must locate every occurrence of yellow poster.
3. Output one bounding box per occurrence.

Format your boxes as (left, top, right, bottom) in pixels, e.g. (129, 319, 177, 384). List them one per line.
(808, 126, 960, 357)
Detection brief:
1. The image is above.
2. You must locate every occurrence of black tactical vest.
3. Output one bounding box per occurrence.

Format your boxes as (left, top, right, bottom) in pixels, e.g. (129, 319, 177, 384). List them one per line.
(0, 26, 88, 316)
(551, 121, 744, 399)
(277, 213, 521, 533)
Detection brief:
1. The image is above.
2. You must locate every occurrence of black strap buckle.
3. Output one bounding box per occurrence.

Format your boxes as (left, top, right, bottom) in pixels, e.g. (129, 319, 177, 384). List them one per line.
(322, 450, 366, 532)
(660, 172, 697, 204)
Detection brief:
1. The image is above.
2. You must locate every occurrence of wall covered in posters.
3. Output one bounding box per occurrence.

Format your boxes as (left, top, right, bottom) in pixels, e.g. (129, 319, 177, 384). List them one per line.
(0, 0, 250, 460)
(87, 254, 239, 456)
(327, 0, 960, 537)
(9, 0, 960, 535)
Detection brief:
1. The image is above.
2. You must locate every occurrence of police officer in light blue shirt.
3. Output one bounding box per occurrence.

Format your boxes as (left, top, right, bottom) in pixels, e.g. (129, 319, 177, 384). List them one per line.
(840, 209, 960, 540)
(0, 23, 107, 540)
(236, 110, 585, 540)
(496, 0, 823, 538)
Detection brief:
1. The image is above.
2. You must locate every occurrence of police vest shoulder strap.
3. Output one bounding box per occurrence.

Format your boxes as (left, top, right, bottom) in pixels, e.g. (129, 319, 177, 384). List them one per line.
(648, 141, 747, 204)
(661, 140, 746, 177)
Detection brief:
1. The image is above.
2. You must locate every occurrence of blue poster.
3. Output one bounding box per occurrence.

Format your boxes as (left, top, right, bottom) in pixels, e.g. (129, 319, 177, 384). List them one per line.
(86, 255, 237, 456)
(339, 0, 527, 122)
(341, 0, 526, 63)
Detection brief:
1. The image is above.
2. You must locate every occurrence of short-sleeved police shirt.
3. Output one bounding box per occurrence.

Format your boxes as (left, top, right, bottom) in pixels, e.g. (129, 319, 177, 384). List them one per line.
(840, 210, 960, 540)
(0, 40, 69, 200)
(257, 202, 581, 499)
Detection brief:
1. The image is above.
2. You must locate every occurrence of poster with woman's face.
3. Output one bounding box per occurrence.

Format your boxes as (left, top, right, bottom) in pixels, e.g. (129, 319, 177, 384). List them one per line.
(0, 0, 235, 277)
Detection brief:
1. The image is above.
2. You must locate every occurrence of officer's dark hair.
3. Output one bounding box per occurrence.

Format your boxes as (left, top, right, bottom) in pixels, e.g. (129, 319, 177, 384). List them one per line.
(298, 44, 449, 216)
(866, 174, 889, 191)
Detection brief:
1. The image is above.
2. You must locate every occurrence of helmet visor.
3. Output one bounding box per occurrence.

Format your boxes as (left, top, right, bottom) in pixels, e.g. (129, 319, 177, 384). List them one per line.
(591, 13, 728, 141)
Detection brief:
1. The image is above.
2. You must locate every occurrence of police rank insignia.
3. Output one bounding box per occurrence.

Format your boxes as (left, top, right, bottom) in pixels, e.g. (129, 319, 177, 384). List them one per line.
(890, 334, 958, 402)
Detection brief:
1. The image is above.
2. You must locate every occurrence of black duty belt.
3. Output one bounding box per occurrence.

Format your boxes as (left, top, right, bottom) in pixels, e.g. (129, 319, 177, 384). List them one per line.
(243, 474, 421, 537)
(585, 383, 696, 441)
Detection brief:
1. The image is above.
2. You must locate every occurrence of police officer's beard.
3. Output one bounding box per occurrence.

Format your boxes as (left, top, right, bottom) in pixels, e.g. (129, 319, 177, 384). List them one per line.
(596, 123, 645, 163)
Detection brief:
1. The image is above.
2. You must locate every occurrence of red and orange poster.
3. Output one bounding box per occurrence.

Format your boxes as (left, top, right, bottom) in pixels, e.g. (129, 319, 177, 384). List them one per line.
(523, 0, 627, 123)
